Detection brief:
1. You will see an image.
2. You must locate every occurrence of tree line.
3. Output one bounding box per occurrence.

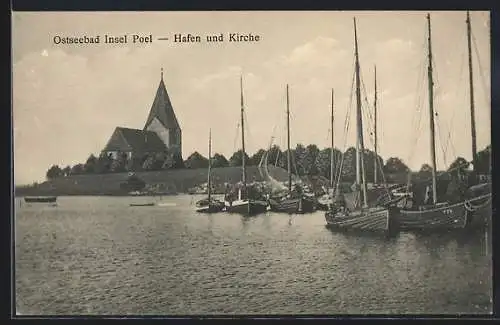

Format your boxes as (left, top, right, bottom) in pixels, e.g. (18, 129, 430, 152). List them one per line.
(45, 144, 491, 182)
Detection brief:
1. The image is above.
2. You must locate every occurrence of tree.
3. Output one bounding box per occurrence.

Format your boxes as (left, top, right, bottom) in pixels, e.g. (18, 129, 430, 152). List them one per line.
(142, 154, 156, 171)
(293, 144, 308, 175)
(340, 147, 357, 181)
(383, 157, 409, 174)
(127, 156, 144, 172)
(46, 165, 63, 180)
(120, 174, 146, 192)
(110, 152, 128, 173)
(418, 163, 433, 180)
(152, 152, 167, 170)
(211, 153, 229, 168)
(83, 154, 98, 174)
(62, 165, 71, 177)
(184, 151, 209, 169)
(315, 148, 342, 181)
(474, 145, 491, 174)
(229, 149, 250, 167)
(162, 153, 175, 169)
(278, 149, 294, 170)
(171, 152, 185, 169)
(447, 157, 470, 178)
(303, 144, 320, 176)
(95, 153, 113, 173)
(70, 164, 85, 175)
(248, 149, 266, 166)
(267, 145, 283, 167)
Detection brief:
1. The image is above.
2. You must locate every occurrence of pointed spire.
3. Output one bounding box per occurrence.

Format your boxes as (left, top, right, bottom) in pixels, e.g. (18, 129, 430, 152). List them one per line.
(144, 68, 180, 131)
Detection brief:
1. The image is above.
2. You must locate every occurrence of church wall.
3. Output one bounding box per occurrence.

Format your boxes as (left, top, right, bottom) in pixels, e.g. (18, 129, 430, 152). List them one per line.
(146, 117, 170, 149)
(102, 151, 133, 160)
(169, 128, 182, 158)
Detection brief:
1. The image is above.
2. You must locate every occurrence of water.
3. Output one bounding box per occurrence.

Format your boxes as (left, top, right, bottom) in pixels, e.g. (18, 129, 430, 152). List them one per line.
(15, 196, 492, 315)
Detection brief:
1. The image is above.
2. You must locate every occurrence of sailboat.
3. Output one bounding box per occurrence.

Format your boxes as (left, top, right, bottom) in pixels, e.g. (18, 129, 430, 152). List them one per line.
(325, 17, 398, 235)
(316, 89, 336, 211)
(268, 84, 316, 214)
(395, 13, 490, 231)
(195, 129, 225, 213)
(461, 11, 492, 228)
(224, 76, 269, 216)
(368, 66, 405, 206)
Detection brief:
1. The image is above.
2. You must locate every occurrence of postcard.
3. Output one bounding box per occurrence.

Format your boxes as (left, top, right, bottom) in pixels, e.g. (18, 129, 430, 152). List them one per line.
(12, 10, 492, 316)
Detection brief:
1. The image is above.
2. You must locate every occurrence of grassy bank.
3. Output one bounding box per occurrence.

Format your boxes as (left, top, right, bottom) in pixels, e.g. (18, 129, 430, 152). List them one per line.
(15, 166, 292, 197)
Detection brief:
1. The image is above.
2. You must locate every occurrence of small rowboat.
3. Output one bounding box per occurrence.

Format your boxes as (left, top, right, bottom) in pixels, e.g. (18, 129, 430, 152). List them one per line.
(129, 203, 155, 207)
(24, 196, 57, 203)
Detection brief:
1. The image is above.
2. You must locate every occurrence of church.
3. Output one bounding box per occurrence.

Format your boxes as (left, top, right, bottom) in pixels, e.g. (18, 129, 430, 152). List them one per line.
(101, 69, 182, 162)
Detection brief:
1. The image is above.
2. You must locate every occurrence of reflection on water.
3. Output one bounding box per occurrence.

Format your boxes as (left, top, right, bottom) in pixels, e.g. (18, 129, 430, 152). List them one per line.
(15, 196, 492, 315)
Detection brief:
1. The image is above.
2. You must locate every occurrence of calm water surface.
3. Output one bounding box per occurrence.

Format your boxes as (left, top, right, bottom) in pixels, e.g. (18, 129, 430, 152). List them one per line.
(15, 195, 492, 315)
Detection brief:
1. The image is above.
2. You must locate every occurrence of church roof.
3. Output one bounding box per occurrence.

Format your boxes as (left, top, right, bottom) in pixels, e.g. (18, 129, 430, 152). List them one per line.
(144, 72, 181, 131)
(103, 127, 167, 153)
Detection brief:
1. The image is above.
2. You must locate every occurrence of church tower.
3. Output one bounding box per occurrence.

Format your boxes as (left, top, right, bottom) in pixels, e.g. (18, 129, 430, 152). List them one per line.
(144, 68, 182, 158)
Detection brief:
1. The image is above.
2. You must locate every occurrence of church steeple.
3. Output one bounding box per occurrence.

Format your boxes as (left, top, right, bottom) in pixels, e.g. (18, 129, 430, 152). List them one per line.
(144, 69, 181, 131)
(143, 68, 182, 157)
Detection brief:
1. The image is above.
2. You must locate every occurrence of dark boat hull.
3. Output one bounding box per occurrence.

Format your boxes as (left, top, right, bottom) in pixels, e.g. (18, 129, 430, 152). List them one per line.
(316, 199, 330, 211)
(325, 207, 396, 235)
(464, 194, 492, 229)
(225, 199, 268, 216)
(269, 196, 316, 214)
(396, 202, 468, 231)
(129, 203, 155, 207)
(196, 203, 225, 213)
(24, 196, 57, 203)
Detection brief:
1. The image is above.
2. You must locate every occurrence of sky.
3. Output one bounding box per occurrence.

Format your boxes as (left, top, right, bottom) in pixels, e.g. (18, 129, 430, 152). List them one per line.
(12, 11, 491, 185)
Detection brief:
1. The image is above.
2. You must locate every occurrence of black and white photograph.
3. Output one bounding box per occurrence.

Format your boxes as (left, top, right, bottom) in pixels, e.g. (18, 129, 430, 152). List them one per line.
(13, 10, 492, 315)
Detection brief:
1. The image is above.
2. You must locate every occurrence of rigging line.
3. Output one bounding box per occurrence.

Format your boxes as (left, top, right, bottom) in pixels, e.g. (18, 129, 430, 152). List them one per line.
(407, 55, 427, 166)
(472, 32, 491, 107)
(232, 122, 240, 153)
(434, 115, 450, 169)
(407, 23, 431, 167)
(443, 60, 467, 160)
(435, 28, 467, 160)
(334, 91, 353, 189)
(332, 52, 356, 186)
(337, 92, 354, 187)
(335, 67, 356, 185)
(242, 109, 255, 156)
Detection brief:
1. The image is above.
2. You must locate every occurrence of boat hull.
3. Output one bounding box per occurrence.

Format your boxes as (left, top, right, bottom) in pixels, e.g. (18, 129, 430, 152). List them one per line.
(396, 202, 468, 231)
(325, 206, 395, 235)
(225, 199, 268, 216)
(195, 203, 225, 213)
(464, 194, 492, 229)
(129, 203, 155, 207)
(316, 197, 331, 211)
(269, 196, 316, 214)
(24, 196, 57, 203)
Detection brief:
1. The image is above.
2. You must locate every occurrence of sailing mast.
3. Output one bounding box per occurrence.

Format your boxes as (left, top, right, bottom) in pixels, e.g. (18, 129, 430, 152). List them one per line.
(373, 65, 379, 184)
(330, 89, 335, 189)
(466, 11, 478, 173)
(286, 84, 292, 192)
(207, 129, 212, 202)
(426, 14, 438, 204)
(240, 76, 247, 191)
(353, 17, 369, 208)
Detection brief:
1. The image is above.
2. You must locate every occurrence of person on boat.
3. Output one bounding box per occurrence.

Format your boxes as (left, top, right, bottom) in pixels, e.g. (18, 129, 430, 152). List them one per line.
(423, 184, 433, 205)
(331, 191, 347, 214)
(446, 170, 468, 203)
